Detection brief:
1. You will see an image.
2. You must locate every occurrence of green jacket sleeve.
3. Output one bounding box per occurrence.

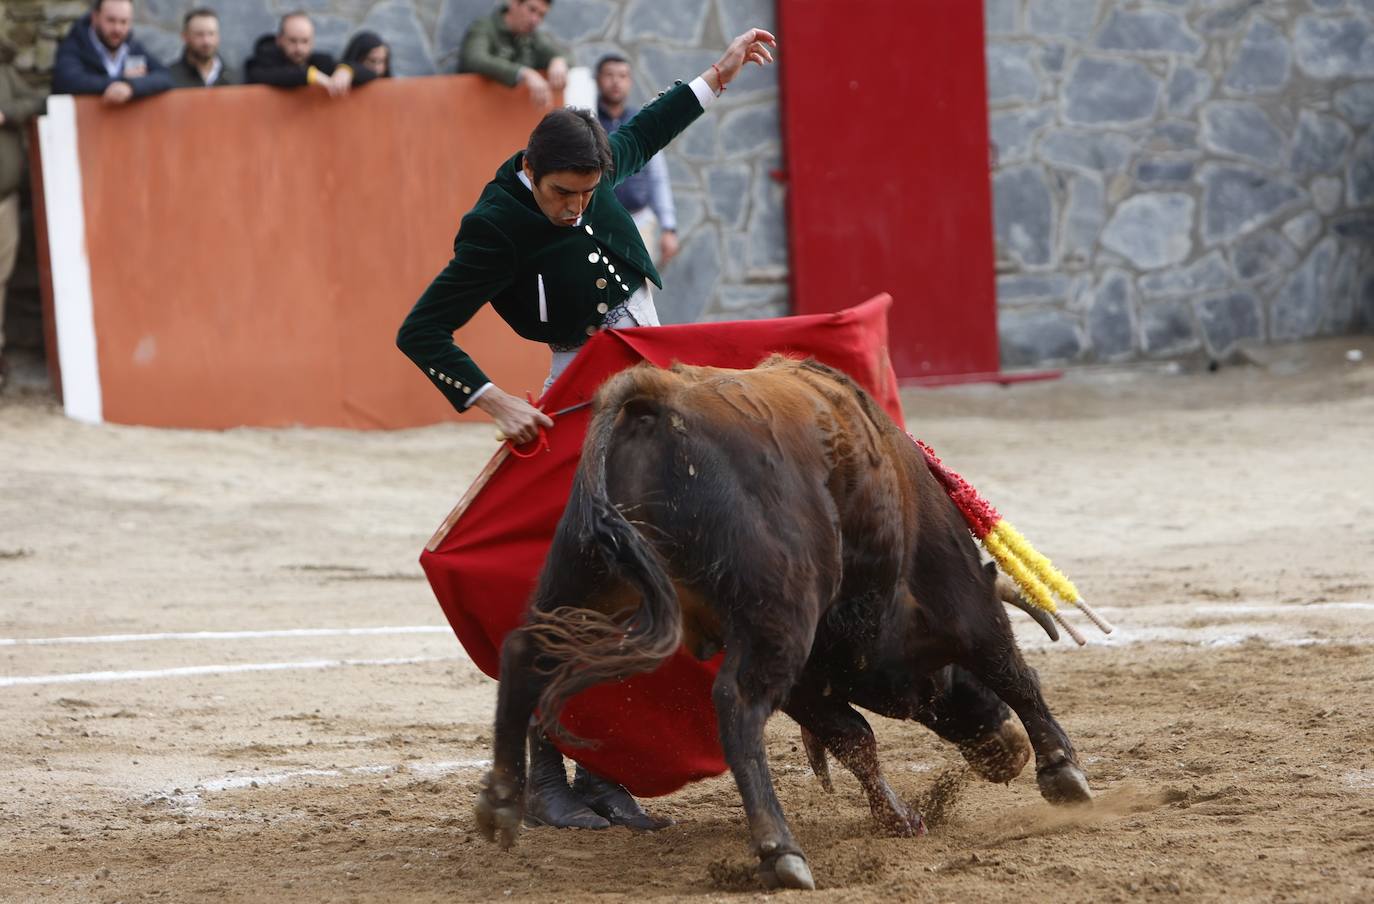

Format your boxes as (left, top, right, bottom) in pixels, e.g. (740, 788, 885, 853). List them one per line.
(608, 83, 704, 190)
(530, 29, 569, 68)
(396, 214, 516, 411)
(458, 18, 523, 87)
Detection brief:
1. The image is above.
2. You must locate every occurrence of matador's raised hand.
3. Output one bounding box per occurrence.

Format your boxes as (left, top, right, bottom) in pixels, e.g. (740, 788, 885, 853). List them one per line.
(704, 28, 777, 94)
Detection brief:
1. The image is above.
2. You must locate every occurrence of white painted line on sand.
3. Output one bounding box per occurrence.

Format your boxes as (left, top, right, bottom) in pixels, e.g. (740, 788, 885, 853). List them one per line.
(0, 625, 452, 647)
(1022, 625, 1374, 649)
(0, 655, 462, 688)
(200, 758, 492, 793)
(154, 758, 493, 810)
(1343, 770, 1374, 791)
(1194, 602, 1374, 614)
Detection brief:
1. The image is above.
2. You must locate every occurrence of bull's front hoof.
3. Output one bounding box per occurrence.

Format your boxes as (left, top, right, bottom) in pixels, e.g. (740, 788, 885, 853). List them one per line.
(960, 717, 1033, 784)
(475, 772, 525, 850)
(759, 853, 816, 891)
(1036, 757, 1092, 805)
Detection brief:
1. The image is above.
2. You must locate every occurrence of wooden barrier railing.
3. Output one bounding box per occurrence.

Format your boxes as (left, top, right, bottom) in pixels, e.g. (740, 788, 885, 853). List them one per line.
(33, 76, 555, 429)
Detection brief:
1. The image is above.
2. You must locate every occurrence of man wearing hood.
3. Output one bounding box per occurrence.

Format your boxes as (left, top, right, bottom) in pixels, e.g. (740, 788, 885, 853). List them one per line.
(52, 0, 173, 104)
(245, 11, 376, 98)
(168, 8, 238, 89)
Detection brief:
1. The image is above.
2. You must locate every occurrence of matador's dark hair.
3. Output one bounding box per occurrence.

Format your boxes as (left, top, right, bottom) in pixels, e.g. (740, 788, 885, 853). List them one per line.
(524, 108, 614, 184)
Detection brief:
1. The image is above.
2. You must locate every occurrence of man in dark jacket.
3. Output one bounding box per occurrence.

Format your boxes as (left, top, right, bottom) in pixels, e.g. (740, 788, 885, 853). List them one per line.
(167, 7, 238, 88)
(244, 12, 374, 98)
(52, 0, 173, 104)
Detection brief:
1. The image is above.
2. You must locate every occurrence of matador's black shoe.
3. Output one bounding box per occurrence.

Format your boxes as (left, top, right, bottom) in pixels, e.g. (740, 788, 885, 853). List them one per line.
(572, 764, 673, 831)
(523, 728, 609, 829)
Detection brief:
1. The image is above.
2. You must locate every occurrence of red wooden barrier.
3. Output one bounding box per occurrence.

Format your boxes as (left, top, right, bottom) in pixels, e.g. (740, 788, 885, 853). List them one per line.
(35, 77, 555, 428)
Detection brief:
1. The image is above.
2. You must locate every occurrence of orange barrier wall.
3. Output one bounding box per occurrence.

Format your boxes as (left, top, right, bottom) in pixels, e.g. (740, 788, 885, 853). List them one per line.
(66, 77, 552, 429)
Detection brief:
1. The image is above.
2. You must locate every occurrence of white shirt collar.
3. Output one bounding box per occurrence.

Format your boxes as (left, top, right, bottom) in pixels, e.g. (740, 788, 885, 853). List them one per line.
(90, 25, 129, 79)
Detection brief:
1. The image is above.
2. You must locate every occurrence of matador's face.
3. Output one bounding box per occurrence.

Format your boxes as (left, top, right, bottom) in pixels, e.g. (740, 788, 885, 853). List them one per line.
(523, 159, 601, 227)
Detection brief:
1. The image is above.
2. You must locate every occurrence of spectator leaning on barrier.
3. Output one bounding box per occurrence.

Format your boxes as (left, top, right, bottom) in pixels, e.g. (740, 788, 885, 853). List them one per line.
(0, 51, 47, 389)
(342, 31, 392, 79)
(245, 11, 376, 98)
(52, 0, 173, 105)
(168, 7, 238, 88)
(459, 0, 569, 108)
(595, 54, 679, 267)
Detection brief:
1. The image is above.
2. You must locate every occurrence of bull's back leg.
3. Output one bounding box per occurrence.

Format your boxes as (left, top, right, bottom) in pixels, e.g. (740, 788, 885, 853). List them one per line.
(713, 617, 820, 891)
(907, 534, 1091, 804)
(966, 642, 1091, 802)
(474, 565, 638, 847)
(784, 685, 924, 836)
(910, 665, 1032, 785)
(474, 619, 546, 848)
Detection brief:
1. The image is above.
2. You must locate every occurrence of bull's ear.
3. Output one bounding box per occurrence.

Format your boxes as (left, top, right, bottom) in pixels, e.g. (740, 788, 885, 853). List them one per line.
(983, 561, 997, 579)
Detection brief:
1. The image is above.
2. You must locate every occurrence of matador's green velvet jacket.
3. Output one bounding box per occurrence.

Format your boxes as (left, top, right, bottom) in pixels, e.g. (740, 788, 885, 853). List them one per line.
(396, 81, 706, 411)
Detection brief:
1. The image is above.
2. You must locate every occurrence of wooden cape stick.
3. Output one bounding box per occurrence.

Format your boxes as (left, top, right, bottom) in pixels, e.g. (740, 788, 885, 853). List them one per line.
(426, 444, 512, 552)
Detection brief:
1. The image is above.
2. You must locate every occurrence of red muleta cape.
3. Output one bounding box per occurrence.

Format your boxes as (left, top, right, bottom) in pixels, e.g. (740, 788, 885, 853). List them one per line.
(420, 295, 904, 797)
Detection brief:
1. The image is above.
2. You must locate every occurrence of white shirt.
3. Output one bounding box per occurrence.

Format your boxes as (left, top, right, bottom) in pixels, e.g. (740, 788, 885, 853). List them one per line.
(203, 56, 225, 86)
(89, 26, 129, 79)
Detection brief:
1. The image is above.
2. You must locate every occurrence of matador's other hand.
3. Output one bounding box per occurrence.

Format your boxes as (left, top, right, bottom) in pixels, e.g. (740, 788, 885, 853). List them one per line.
(475, 386, 554, 447)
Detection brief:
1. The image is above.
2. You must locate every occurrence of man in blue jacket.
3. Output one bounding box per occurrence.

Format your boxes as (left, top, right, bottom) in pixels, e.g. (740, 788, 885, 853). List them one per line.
(53, 0, 173, 104)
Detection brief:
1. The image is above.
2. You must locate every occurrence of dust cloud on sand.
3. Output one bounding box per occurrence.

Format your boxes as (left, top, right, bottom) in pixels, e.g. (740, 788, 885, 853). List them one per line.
(2, 337, 1373, 901)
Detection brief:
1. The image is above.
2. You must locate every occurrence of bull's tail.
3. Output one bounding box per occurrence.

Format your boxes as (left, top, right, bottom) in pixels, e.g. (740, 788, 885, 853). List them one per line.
(524, 369, 683, 744)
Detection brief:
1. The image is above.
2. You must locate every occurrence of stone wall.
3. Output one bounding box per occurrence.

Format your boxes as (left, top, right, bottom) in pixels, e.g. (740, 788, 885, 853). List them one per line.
(12, 1, 1373, 369)
(0, 0, 786, 331)
(987, 0, 1374, 366)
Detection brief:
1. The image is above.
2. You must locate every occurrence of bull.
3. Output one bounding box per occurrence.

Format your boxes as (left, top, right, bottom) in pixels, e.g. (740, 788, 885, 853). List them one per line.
(475, 356, 1092, 890)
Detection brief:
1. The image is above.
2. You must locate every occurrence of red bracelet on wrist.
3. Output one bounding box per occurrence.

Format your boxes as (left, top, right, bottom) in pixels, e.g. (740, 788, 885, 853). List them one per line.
(711, 62, 727, 95)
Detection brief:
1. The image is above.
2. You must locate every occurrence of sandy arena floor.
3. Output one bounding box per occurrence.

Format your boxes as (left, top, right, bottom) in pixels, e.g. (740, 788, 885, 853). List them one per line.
(2, 337, 1373, 903)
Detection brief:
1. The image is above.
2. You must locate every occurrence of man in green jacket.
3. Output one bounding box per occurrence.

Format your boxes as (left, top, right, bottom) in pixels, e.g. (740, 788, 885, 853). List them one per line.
(399, 26, 776, 829)
(0, 50, 47, 387)
(458, 0, 569, 107)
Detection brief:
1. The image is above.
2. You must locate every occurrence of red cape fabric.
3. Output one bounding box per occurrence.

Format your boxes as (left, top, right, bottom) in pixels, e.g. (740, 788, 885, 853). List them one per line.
(421, 295, 904, 797)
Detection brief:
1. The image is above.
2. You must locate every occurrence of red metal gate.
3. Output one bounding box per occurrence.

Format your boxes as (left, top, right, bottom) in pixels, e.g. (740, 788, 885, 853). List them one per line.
(778, 0, 1000, 381)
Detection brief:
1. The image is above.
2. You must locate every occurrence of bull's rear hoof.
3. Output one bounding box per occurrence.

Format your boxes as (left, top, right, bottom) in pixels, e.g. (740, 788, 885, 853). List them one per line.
(475, 774, 525, 850)
(1036, 759, 1092, 805)
(760, 853, 816, 891)
(960, 718, 1032, 784)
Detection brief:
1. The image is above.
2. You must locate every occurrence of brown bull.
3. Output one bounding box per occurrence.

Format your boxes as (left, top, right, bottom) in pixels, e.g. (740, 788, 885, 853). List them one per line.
(475, 356, 1092, 890)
